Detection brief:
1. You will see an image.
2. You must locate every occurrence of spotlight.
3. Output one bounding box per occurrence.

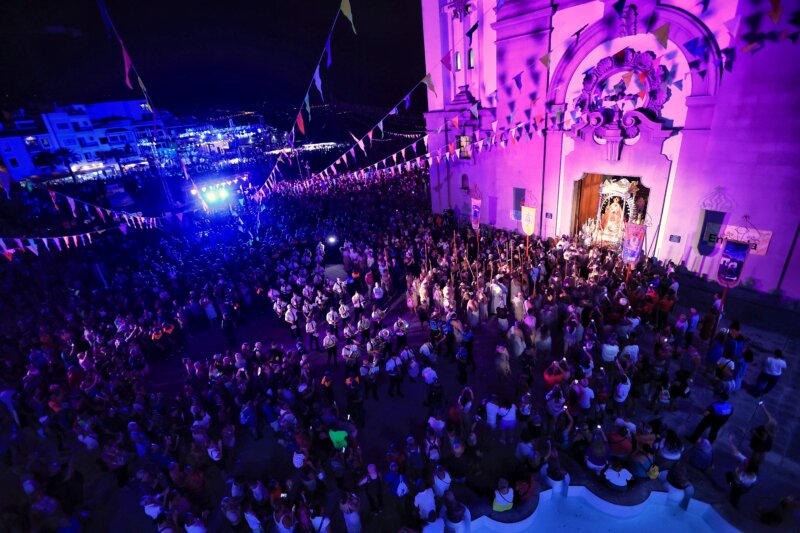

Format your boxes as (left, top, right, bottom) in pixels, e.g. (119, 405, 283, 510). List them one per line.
(190, 189, 198, 196)
(205, 190, 219, 202)
(327, 236, 337, 244)
(218, 188, 229, 199)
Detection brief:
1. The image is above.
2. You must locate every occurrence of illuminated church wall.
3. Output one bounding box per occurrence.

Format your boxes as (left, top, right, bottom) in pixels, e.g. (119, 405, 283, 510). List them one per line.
(422, 0, 800, 298)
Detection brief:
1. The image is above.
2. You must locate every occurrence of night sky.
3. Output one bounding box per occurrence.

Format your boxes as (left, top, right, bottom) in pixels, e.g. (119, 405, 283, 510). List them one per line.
(0, 0, 426, 121)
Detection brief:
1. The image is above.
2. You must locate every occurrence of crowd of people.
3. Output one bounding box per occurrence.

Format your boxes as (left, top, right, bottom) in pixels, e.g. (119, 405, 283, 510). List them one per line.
(0, 168, 793, 532)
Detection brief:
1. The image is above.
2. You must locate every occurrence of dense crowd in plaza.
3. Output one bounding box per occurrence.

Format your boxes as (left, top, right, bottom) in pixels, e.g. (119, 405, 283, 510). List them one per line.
(0, 169, 793, 532)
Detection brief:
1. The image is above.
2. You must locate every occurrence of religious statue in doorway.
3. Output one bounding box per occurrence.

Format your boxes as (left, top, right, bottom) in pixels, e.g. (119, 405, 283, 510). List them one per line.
(598, 196, 625, 243)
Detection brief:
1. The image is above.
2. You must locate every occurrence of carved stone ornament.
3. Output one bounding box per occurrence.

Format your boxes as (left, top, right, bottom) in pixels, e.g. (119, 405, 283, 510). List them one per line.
(573, 48, 671, 118)
(570, 108, 668, 161)
(446, 0, 472, 20)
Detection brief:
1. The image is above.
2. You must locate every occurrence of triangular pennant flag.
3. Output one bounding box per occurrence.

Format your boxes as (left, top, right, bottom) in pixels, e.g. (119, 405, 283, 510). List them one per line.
(119, 223, 128, 235)
(403, 94, 411, 109)
(341, 0, 357, 34)
(14, 238, 23, 250)
(1, 250, 12, 261)
(452, 116, 459, 129)
(63, 236, 70, 249)
(491, 120, 498, 132)
(441, 52, 452, 72)
(95, 206, 106, 222)
(470, 103, 479, 118)
(73, 235, 78, 247)
(67, 197, 77, 217)
(612, 0, 626, 17)
(118, 38, 134, 89)
(652, 22, 670, 49)
(87, 233, 93, 244)
(539, 54, 550, 70)
(49, 190, 59, 211)
(621, 71, 634, 88)
(466, 21, 479, 45)
(313, 67, 324, 100)
(422, 74, 437, 97)
(367, 129, 374, 146)
(296, 111, 306, 135)
(683, 37, 707, 59)
(768, 5, 783, 25)
(512, 72, 523, 90)
(377, 120, 384, 137)
(674, 79, 684, 91)
(53, 238, 61, 251)
(324, 37, 333, 68)
(42, 238, 49, 251)
(304, 94, 311, 116)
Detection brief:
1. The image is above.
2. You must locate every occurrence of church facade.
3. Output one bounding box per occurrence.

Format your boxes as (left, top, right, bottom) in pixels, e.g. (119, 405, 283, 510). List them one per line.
(421, 0, 800, 298)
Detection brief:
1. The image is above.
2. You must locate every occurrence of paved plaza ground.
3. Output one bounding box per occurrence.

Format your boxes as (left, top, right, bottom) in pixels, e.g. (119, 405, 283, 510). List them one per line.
(5, 267, 795, 533)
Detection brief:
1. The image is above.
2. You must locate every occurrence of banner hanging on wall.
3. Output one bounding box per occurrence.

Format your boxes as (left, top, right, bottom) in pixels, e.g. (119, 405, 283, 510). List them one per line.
(470, 197, 482, 231)
(621, 222, 646, 265)
(717, 239, 750, 287)
(698, 209, 726, 256)
(521, 206, 536, 236)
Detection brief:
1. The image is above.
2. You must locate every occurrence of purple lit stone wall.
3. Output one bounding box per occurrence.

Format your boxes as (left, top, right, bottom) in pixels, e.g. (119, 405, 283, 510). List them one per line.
(422, 0, 800, 298)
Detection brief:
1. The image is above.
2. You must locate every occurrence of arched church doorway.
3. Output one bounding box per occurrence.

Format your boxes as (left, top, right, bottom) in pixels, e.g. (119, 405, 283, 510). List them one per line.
(571, 174, 650, 247)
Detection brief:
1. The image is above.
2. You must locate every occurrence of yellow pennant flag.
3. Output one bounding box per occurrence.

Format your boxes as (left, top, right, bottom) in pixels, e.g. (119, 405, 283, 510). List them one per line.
(341, 0, 356, 34)
(422, 73, 437, 97)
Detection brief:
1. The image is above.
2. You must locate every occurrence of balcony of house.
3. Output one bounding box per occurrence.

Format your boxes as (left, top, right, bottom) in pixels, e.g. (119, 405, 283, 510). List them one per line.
(78, 137, 100, 148)
(71, 123, 93, 133)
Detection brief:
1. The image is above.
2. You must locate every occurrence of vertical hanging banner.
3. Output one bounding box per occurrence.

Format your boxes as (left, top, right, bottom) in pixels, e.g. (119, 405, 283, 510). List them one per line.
(717, 239, 749, 287)
(521, 206, 537, 236)
(621, 222, 646, 264)
(470, 197, 482, 230)
(698, 209, 726, 256)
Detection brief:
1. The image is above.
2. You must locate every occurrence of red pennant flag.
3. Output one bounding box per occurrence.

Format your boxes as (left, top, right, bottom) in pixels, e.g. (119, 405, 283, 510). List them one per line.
(441, 52, 452, 72)
(53, 238, 61, 252)
(296, 111, 306, 135)
(452, 116, 459, 129)
(49, 190, 59, 211)
(95, 206, 106, 222)
(119, 38, 134, 89)
(63, 236, 70, 249)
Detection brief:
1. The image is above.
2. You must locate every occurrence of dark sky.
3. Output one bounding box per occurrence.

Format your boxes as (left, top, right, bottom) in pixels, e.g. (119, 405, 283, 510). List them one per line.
(0, 0, 426, 119)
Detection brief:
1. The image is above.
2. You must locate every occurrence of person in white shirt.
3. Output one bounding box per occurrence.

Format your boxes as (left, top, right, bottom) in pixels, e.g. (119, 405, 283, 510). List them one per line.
(754, 349, 787, 396)
(613, 364, 631, 418)
(484, 396, 499, 431)
(326, 307, 340, 338)
(432, 465, 452, 497)
(305, 318, 319, 351)
(603, 458, 633, 490)
(601, 338, 620, 362)
(414, 486, 436, 520)
(323, 331, 338, 368)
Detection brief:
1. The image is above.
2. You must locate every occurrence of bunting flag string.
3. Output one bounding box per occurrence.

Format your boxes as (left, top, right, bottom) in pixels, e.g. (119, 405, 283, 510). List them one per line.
(43, 188, 165, 229)
(0, 223, 142, 262)
(310, 77, 429, 181)
(255, 6, 345, 198)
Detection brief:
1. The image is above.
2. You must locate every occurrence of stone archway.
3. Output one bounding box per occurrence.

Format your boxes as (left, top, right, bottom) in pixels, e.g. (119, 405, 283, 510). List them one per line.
(547, 4, 720, 254)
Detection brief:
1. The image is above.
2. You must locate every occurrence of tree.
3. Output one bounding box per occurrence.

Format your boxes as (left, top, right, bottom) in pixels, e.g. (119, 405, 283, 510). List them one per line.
(33, 148, 79, 183)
